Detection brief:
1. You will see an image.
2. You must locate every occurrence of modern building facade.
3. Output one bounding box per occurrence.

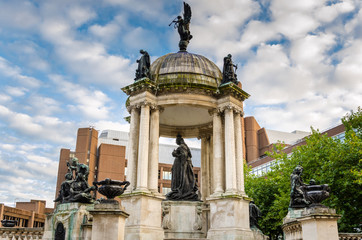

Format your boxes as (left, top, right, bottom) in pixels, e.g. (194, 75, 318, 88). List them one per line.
(249, 123, 346, 176)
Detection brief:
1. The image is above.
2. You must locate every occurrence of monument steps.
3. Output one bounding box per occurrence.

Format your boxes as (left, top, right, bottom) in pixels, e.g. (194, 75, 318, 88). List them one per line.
(164, 239, 207, 240)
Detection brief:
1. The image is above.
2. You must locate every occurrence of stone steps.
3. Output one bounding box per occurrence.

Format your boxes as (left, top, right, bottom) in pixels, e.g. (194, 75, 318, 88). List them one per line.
(164, 239, 207, 240)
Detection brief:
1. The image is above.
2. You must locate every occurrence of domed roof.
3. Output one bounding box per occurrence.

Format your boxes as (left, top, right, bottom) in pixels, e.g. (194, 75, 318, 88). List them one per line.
(150, 51, 222, 88)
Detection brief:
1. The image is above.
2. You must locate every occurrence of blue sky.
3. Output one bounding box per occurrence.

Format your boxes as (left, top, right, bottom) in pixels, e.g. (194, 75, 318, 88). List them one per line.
(0, 0, 361, 207)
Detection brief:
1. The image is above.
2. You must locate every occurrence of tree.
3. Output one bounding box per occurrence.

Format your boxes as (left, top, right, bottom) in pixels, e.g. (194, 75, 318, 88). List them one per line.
(245, 108, 362, 239)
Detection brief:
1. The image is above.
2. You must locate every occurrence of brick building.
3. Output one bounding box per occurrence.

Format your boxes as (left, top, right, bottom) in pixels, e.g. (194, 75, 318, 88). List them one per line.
(0, 200, 53, 228)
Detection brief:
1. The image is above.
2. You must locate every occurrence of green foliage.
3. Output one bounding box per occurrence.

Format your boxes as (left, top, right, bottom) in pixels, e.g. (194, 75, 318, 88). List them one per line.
(245, 109, 362, 238)
(342, 106, 362, 137)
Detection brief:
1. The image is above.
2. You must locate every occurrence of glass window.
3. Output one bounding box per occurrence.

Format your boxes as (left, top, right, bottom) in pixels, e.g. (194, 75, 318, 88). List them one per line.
(162, 187, 172, 194)
(163, 171, 172, 180)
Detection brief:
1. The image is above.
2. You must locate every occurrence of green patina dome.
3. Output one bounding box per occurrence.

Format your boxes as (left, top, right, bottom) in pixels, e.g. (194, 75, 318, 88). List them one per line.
(150, 51, 222, 88)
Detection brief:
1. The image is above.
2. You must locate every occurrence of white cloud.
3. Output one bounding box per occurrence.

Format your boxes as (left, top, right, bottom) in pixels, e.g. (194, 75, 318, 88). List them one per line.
(0, 93, 11, 102)
(89, 23, 120, 42)
(0, 144, 16, 151)
(50, 75, 112, 120)
(25, 95, 61, 116)
(335, 39, 362, 87)
(0, 104, 75, 144)
(67, 6, 96, 27)
(5, 86, 28, 97)
(39, 17, 134, 87)
(92, 120, 130, 133)
(0, 57, 42, 88)
(0, 0, 40, 30)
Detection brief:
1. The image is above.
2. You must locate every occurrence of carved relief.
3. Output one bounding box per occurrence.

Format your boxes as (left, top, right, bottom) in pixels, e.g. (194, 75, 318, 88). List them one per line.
(162, 204, 171, 230)
(193, 205, 203, 231)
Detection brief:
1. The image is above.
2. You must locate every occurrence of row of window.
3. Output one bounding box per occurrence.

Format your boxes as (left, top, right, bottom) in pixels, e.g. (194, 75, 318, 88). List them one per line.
(250, 160, 276, 177)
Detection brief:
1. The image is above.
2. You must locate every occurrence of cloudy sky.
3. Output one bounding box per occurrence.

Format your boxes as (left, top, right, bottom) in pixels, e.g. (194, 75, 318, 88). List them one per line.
(0, 0, 361, 208)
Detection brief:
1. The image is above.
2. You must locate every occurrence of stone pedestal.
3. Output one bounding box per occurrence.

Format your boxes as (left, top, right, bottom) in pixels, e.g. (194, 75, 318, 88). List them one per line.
(89, 201, 129, 240)
(207, 196, 254, 240)
(282, 207, 340, 240)
(43, 202, 93, 240)
(162, 201, 205, 239)
(120, 192, 164, 240)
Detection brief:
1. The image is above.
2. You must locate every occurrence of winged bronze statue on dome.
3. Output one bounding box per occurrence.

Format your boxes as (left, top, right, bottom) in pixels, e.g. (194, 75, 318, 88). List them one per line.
(169, 2, 192, 51)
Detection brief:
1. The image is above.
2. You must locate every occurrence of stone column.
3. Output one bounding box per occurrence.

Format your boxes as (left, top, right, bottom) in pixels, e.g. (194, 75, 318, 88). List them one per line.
(224, 107, 237, 194)
(148, 107, 160, 193)
(126, 107, 140, 192)
(212, 110, 223, 195)
(201, 137, 208, 201)
(209, 136, 214, 194)
(234, 112, 244, 194)
(136, 104, 150, 192)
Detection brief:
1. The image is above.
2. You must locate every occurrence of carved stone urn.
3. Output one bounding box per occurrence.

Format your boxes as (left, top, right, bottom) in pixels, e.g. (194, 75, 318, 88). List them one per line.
(1, 219, 17, 227)
(304, 180, 330, 207)
(93, 178, 130, 203)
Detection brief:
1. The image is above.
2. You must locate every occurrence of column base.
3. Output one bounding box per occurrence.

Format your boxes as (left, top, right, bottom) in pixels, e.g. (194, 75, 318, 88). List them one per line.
(162, 201, 205, 239)
(89, 202, 129, 240)
(282, 207, 340, 240)
(207, 196, 253, 240)
(120, 192, 164, 240)
(208, 228, 254, 240)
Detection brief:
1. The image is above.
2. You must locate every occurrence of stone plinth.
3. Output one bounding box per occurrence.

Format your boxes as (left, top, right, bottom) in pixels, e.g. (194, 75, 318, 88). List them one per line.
(207, 195, 254, 240)
(120, 192, 164, 240)
(89, 201, 129, 240)
(282, 207, 340, 240)
(162, 201, 205, 239)
(43, 202, 93, 240)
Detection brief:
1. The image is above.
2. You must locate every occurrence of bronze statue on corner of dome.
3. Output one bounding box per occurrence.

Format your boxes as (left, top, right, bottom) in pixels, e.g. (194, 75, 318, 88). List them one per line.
(135, 49, 151, 81)
(169, 2, 192, 52)
(221, 54, 239, 85)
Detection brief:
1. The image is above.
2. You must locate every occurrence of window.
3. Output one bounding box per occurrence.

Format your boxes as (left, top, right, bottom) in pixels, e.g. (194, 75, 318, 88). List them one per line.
(162, 187, 172, 194)
(251, 160, 277, 176)
(162, 171, 172, 180)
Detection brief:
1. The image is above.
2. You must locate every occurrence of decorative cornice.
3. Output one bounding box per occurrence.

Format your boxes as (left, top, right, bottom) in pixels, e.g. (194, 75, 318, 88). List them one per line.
(127, 100, 158, 112)
(217, 103, 243, 115)
(208, 108, 222, 116)
(121, 78, 156, 96)
(151, 106, 164, 113)
(282, 222, 302, 234)
(217, 82, 250, 101)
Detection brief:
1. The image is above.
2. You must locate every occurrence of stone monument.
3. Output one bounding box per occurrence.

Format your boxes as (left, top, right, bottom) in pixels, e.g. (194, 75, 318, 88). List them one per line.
(44, 158, 130, 240)
(162, 134, 204, 239)
(282, 165, 340, 240)
(44, 157, 96, 239)
(121, 2, 256, 239)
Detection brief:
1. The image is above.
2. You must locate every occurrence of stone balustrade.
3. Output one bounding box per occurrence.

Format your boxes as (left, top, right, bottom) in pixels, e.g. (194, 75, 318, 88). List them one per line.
(0, 227, 43, 240)
(339, 233, 362, 240)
